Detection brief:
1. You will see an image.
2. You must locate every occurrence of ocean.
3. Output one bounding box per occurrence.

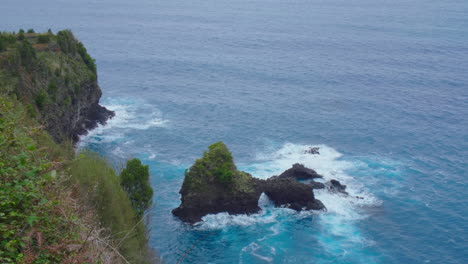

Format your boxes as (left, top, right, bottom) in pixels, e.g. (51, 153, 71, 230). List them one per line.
(2, 0, 467, 263)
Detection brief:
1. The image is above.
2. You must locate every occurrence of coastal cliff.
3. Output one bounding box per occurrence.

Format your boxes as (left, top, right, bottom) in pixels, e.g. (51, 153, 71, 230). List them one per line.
(0, 29, 113, 143)
(0, 30, 152, 264)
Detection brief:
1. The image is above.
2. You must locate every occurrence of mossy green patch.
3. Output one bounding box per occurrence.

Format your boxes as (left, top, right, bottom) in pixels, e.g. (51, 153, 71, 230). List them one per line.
(182, 141, 255, 194)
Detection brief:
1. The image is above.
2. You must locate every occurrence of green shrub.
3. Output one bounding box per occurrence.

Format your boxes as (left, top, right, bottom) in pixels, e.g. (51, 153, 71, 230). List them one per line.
(48, 81, 58, 93)
(17, 31, 25, 41)
(0, 33, 16, 46)
(37, 34, 50, 44)
(77, 42, 96, 73)
(17, 40, 36, 69)
(26, 103, 37, 118)
(206, 142, 236, 184)
(120, 159, 154, 217)
(0, 38, 4, 52)
(56, 30, 76, 54)
(63, 96, 71, 106)
(64, 75, 71, 86)
(34, 91, 48, 109)
(185, 141, 236, 188)
(27, 29, 35, 33)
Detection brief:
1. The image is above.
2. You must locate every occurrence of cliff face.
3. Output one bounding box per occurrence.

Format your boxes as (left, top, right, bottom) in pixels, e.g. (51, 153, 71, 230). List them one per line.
(0, 30, 113, 143)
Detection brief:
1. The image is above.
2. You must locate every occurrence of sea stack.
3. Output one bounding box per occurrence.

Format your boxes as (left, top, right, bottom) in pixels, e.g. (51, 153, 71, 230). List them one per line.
(172, 142, 263, 223)
(172, 142, 326, 223)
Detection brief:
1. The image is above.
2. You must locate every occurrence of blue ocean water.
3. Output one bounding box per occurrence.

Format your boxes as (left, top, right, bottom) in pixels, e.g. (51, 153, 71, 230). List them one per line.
(2, 0, 468, 263)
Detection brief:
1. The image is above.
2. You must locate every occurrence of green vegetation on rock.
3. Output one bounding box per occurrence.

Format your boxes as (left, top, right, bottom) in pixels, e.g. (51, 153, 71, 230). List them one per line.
(182, 141, 254, 193)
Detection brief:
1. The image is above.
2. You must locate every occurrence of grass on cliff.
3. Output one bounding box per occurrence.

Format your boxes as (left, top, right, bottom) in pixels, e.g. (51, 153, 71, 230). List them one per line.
(0, 94, 153, 264)
(0, 96, 87, 263)
(70, 151, 152, 263)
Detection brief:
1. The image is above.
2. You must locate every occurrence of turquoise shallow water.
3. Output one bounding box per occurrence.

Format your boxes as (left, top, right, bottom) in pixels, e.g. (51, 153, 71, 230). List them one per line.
(2, 0, 468, 263)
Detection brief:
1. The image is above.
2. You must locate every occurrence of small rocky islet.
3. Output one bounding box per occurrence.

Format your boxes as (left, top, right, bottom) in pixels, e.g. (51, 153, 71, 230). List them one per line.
(172, 142, 350, 223)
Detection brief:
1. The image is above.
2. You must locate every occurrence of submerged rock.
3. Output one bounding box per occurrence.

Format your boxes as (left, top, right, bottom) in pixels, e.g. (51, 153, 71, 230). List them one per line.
(304, 147, 320, 155)
(309, 181, 326, 189)
(326, 179, 348, 195)
(277, 163, 323, 180)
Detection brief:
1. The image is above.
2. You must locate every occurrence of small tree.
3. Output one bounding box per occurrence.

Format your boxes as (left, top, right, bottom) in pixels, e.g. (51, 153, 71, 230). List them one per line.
(18, 40, 36, 69)
(18, 31, 25, 41)
(120, 159, 153, 217)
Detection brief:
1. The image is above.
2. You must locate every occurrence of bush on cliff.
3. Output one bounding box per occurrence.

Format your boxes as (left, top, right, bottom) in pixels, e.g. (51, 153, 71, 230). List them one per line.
(120, 158, 154, 217)
(57, 30, 77, 55)
(17, 40, 36, 69)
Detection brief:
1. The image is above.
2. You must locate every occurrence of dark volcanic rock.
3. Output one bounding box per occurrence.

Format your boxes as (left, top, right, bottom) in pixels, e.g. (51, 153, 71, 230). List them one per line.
(70, 87, 115, 143)
(172, 184, 262, 223)
(326, 179, 348, 195)
(262, 178, 325, 211)
(309, 181, 326, 189)
(172, 142, 263, 223)
(278, 163, 323, 180)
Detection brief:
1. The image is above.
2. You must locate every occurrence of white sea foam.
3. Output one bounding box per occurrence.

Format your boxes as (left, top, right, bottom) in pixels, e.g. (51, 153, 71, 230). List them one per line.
(240, 242, 273, 263)
(198, 143, 382, 262)
(79, 98, 169, 147)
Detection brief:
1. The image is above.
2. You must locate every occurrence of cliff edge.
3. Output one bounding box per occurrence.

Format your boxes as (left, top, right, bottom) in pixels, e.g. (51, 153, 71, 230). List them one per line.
(0, 29, 113, 143)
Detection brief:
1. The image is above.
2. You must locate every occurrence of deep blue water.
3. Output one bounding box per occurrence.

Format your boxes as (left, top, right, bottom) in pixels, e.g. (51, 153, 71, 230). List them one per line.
(2, 0, 468, 263)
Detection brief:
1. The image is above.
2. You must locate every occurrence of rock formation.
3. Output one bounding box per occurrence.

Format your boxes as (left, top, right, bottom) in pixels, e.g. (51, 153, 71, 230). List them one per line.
(326, 179, 349, 195)
(261, 177, 325, 211)
(173, 142, 325, 223)
(277, 163, 323, 180)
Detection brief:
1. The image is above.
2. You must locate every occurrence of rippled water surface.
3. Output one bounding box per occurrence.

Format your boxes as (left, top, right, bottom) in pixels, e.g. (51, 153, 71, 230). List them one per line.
(2, 0, 468, 263)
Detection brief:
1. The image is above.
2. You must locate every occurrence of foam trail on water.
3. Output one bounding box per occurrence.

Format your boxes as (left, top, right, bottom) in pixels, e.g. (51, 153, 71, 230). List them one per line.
(244, 143, 381, 263)
(186, 143, 382, 263)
